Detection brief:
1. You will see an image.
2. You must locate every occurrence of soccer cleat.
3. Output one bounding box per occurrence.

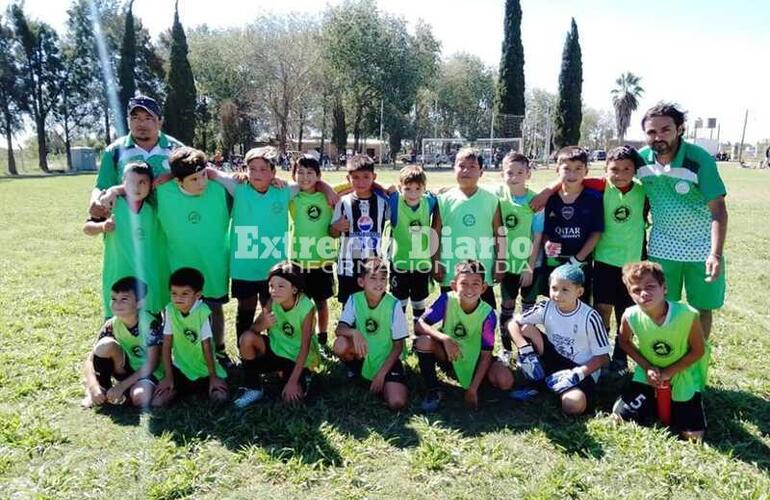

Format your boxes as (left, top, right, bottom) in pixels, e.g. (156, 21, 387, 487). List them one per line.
(509, 388, 539, 401)
(498, 349, 513, 367)
(233, 387, 264, 409)
(420, 389, 444, 413)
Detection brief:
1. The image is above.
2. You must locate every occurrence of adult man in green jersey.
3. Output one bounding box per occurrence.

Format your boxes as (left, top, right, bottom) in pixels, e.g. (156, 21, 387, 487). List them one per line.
(637, 103, 728, 338)
(89, 95, 184, 219)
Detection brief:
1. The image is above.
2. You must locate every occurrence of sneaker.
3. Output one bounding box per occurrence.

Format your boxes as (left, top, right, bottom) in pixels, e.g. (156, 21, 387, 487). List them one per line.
(499, 349, 513, 367)
(233, 387, 264, 409)
(80, 394, 94, 408)
(509, 388, 539, 401)
(420, 389, 443, 413)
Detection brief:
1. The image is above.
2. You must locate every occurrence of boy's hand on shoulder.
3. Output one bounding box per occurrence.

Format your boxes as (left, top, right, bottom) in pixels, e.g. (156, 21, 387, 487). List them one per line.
(529, 188, 553, 212)
(270, 177, 287, 188)
(282, 380, 303, 403)
(324, 190, 340, 208)
(369, 371, 386, 394)
(442, 337, 461, 361)
(103, 216, 116, 233)
(386, 184, 398, 194)
(331, 217, 350, 233)
(351, 330, 368, 358)
(464, 387, 479, 410)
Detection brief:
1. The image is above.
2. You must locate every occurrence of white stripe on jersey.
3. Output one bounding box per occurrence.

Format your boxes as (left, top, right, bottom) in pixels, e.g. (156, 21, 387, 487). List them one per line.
(334, 192, 390, 276)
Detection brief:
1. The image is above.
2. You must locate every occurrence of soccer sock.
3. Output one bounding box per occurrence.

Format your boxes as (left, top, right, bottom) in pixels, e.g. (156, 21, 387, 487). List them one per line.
(92, 355, 114, 390)
(417, 351, 439, 390)
(499, 306, 515, 351)
(236, 307, 257, 341)
(241, 358, 263, 390)
(318, 332, 328, 345)
(411, 299, 426, 322)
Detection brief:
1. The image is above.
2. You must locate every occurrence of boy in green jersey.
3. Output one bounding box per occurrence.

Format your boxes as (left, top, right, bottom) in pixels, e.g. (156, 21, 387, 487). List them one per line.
(155, 147, 231, 364)
(334, 258, 409, 411)
(84, 162, 169, 316)
(494, 152, 545, 360)
(415, 260, 514, 413)
(234, 262, 321, 408)
(290, 155, 338, 345)
(151, 268, 228, 407)
(82, 277, 164, 408)
(432, 148, 505, 310)
(387, 165, 437, 322)
(613, 261, 708, 440)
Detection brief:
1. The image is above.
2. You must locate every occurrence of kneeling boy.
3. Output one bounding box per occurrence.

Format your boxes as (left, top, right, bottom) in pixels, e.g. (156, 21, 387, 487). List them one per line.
(415, 260, 513, 412)
(334, 258, 409, 411)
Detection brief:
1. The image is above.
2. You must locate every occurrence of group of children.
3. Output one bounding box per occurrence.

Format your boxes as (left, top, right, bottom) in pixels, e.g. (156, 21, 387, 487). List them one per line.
(82, 144, 710, 440)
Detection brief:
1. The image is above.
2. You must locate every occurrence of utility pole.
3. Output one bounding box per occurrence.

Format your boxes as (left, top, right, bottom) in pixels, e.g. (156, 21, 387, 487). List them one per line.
(379, 98, 384, 163)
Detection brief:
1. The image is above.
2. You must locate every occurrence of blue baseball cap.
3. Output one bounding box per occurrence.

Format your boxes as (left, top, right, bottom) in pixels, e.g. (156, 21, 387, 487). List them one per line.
(127, 95, 161, 119)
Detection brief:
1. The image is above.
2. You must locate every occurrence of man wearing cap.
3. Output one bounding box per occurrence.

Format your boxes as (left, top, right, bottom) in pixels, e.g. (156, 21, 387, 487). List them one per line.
(88, 96, 185, 219)
(637, 102, 728, 338)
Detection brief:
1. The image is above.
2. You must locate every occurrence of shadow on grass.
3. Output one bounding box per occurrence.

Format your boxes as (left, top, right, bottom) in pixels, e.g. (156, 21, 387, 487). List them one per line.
(704, 386, 770, 472)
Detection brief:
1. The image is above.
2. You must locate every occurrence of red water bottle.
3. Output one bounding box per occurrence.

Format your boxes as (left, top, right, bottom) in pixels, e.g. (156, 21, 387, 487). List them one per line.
(656, 381, 672, 426)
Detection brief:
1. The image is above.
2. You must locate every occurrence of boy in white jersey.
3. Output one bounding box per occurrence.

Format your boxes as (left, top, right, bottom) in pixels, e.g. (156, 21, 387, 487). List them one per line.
(508, 264, 610, 415)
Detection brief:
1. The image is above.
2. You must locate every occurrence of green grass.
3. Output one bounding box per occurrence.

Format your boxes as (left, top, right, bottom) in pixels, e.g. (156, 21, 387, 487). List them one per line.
(1, 164, 769, 498)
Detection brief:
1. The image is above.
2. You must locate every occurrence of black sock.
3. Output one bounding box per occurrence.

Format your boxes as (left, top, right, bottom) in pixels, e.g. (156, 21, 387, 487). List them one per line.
(318, 332, 328, 345)
(499, 308, 514, 351)
(236, 308, 257, 341)
(92, 355, 114, 390)
(413, 307, 425, 320)
(417, 351, 439, 391)
(241, 358, 263, 390)
(216, 344, 227, 355)
(611, 340, 628, 364)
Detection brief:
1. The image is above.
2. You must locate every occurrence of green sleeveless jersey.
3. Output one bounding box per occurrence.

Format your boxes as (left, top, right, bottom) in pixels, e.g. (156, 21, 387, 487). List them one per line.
(166, 302, 226, 380)
(101, 196, 169, 315)
(268, 294, 320, 371)
(231, 184, 291, 280)
(351, 292, 402, 380)
(438, 188, 499, 285)
(497, 187, 536, 274)
(156, 181, 230, 299)
(627, 301, 709, 401)
(595, 180, 646, 267)
(110, 311, 165, 380)
(289, 191, 336, 267)
(441, 293, 493, 389)
(392, 196, 432, 272)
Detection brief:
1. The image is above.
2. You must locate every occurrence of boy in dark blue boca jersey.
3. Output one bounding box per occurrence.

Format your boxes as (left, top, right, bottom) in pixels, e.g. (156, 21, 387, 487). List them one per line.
(543, 146, 604, 302)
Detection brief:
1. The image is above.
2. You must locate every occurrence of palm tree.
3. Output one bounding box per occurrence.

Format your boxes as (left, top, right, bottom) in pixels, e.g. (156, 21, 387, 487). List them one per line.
(611, 72, 644, 143)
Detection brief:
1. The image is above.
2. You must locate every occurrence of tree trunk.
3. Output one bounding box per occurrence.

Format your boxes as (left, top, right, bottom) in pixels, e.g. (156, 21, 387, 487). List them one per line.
(64, 120, 72, 171)
(298, 110, 305, 152)
(35, 117, 49, 172)
(5, 122, 16, 175)
(319, 101, 327, 158)
(104, 105, 111, 144)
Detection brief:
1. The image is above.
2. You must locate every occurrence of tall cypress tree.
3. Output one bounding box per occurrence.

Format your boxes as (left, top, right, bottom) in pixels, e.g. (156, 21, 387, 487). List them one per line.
(117, 0, 136, 122)
(553, 18, 582, 148)
(496, 0, 525, 136)
(163, 0, 196, 144)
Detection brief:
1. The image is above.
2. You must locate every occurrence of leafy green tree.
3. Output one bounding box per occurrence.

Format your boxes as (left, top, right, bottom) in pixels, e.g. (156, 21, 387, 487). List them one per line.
(496, 0, 525, 134)
(163, 1, 196, 144)
(117, 0, 136, 118)
(553, 18, 582, 148)
(10, 4, 65, 172)
(611, 72, 644, 143)
(435, 53, 496, 141)
(0, 16, 26, 175)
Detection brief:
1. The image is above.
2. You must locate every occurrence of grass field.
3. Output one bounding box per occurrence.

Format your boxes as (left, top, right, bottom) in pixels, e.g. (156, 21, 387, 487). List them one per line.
(1, 165, 769, 499)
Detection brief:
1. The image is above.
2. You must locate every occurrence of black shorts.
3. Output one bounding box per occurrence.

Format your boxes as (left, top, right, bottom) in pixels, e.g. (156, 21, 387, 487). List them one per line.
(615, 381, 706, 433)
(500, 269, 543, 305)
(348, 358, 407, 385)
(440, 285, 497, 310)
(537, 335, 596, 397)
(250, 336, 311, 390)
(592, 261, 633, 308)
(171, 365, 223, 397)
(300, 265, 335, 302)
(203, 294, 229, 305)
(231, 279, 270, 304)
(390, 266, 431, 302)
(337, 275, 362, 305)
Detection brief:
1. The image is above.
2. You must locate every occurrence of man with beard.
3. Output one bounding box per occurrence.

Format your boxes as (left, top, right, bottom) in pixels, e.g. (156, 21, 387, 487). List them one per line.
(637, 103, 727, 338)
(88, 96, 184, 219)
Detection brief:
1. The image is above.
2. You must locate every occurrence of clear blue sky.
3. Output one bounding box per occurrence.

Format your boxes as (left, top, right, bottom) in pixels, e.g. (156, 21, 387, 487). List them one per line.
(6, 0, 769, 143)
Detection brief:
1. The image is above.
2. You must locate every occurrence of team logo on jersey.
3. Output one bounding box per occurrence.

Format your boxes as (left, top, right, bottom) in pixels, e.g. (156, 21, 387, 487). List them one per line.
(135, 227, 146, 240)
(365, 318, 379, 334)
(505, 213, 519, 229)
(272, 201, 283, 214)
(561, 206, 574, 220)
(675, 181, 690, 195)
(652, 340, 673, 357)
(132, 345, 144, 358)
(188, 211, 201, 224)
(453, 323, 467, 338)
(307, 205, 321, 221)
(357, 215, 374, 232)
(462, 214, 476, 227)
(282, 322, 295, 337)
(613, 206, 631, 223)
(183, 328, 198, 343)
